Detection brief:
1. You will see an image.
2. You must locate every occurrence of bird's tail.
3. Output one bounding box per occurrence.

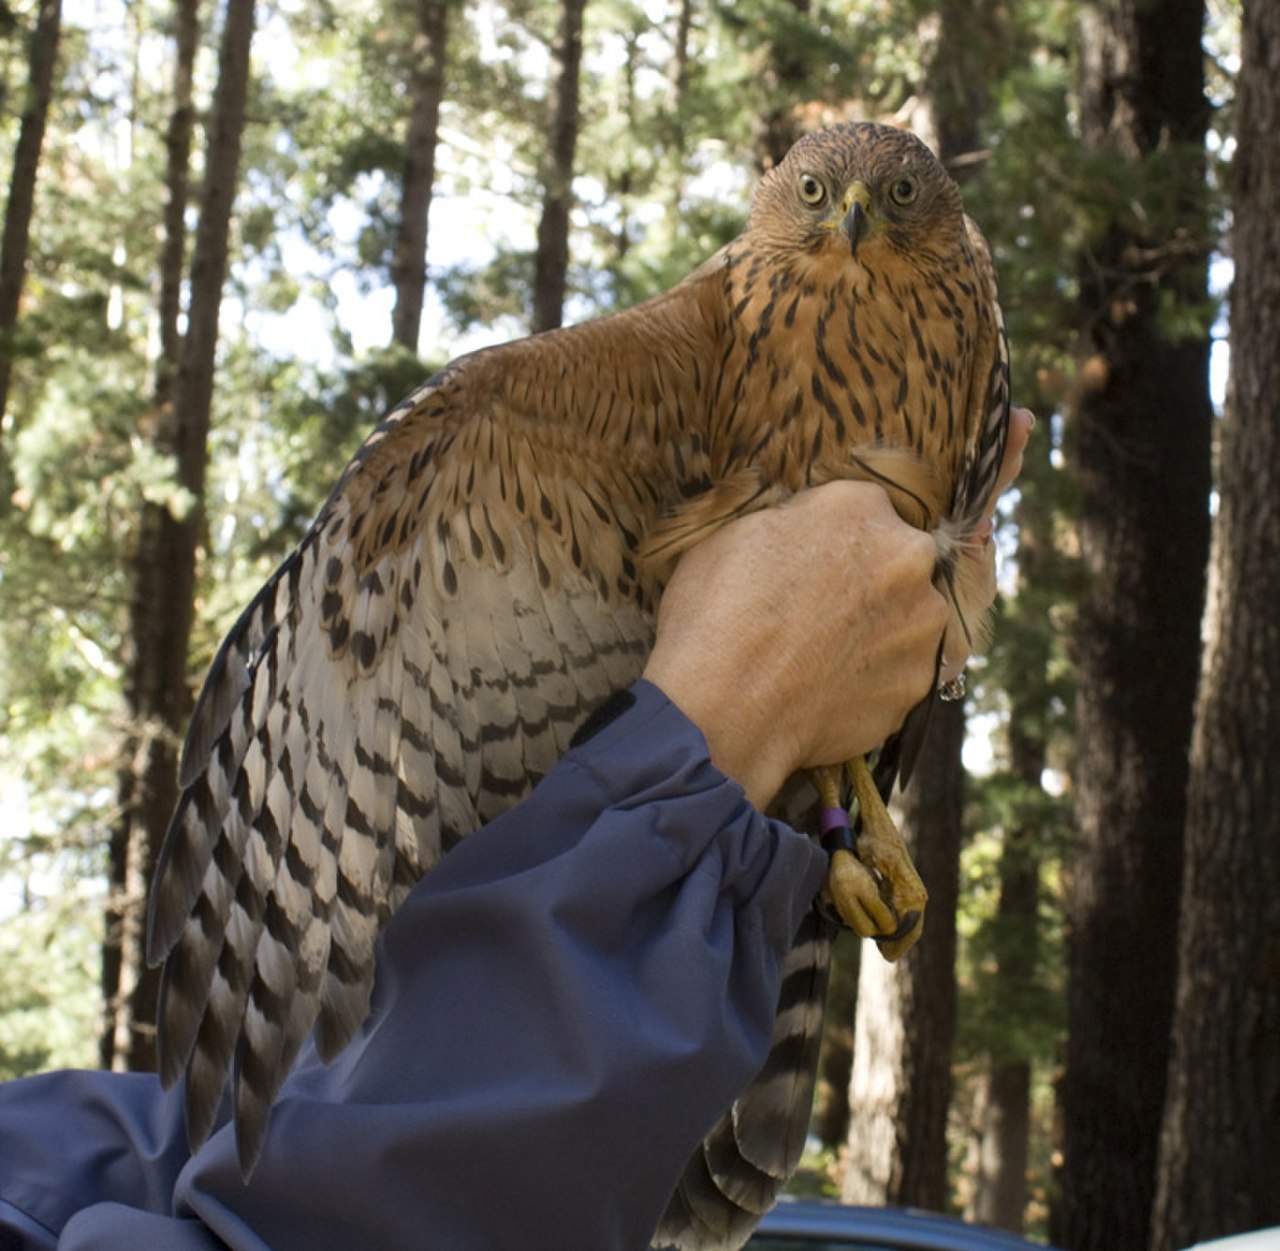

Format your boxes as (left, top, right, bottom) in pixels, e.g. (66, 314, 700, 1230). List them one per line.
(652, 907, 835, 1250)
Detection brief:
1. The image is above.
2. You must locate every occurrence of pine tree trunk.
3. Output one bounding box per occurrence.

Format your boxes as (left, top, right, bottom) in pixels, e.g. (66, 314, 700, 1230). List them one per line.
(916, 0, 990, 172)
(531, 0, 587, 334)
(1059, 1, 1212, 1246)
(843, 699, 964, 1210)
(102, 0, 256, 1073)
(1149, 1, 1280, 1242)
(389, 0, 449, 352)
(964, 409, 1065, 1231)
(968, 1060, 1031, 1230)
(0, 0, 62, 426)
(103, 0, 202, 1071)
(157, 0, 201, 390)
(661, 0, 693, 232)
(752, 0, 811, 174)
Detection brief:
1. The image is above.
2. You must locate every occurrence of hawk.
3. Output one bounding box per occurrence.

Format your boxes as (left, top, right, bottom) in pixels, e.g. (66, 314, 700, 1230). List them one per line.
(146, 121, 1009, 1248)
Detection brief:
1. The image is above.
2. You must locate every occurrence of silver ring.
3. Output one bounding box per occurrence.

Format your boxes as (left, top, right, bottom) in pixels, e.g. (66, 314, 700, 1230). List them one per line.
(938, 671, 966, 702)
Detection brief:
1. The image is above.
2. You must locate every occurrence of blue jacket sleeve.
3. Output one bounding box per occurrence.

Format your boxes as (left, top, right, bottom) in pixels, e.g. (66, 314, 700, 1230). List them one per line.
(0, 680, 827, 1251)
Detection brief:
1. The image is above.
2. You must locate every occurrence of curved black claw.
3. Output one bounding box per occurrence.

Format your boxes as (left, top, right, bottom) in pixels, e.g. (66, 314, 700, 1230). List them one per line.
(873, 908, 922, 946)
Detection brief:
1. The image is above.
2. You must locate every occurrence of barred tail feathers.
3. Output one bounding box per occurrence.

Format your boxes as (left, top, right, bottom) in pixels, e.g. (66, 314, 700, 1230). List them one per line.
(653, 908, 834, 1250)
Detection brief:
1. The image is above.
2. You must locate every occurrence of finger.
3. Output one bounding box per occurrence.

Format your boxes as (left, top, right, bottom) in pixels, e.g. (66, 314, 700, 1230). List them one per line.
(992, 407, 1035, 500)
(972, 406, 1034, 533)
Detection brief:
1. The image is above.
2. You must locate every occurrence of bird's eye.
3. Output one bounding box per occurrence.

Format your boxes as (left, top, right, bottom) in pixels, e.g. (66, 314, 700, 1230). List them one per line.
(798, 173, 827, 206)
(889, 175, 919, 207)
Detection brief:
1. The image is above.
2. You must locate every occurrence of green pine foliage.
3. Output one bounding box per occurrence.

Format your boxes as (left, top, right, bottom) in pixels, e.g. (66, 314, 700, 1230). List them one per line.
(0, 0, 1234, 1221)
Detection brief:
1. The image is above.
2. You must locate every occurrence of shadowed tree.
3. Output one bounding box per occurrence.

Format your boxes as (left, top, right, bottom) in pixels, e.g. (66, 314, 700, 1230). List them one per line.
(102, 0, 203, 1071)
(1150, 0, 1280, 1242)
(1059, 0, 1213, 1246)
(531, 0, 588, 332)
(389, 0, 451, 352)
(0, 0, 62, 428)
(752, 0, 812, 174)
(102, 0, 257, 1072)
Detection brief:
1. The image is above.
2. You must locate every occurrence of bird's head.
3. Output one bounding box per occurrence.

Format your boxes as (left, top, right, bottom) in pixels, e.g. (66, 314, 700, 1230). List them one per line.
(747, 122, 966, 274)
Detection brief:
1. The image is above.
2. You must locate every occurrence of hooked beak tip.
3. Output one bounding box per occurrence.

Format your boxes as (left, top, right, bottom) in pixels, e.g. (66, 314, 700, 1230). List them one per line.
(843, 200, 870, 256)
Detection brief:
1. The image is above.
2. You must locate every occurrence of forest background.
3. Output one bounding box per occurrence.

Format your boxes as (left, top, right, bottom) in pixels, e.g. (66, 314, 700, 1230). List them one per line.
(1, 0, 1277, 1249)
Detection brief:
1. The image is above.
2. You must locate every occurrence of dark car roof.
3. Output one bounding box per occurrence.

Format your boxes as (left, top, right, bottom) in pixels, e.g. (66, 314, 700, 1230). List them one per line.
(749, 1198, 1056, 1250)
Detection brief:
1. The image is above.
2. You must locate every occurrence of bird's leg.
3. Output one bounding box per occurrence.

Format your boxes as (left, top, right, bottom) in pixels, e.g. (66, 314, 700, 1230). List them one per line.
(813, 757, 927, 961)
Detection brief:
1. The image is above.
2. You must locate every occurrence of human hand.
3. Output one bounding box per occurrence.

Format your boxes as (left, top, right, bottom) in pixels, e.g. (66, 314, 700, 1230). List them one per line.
(643, 408, 1034, 808)
(643, 481, 949, 808)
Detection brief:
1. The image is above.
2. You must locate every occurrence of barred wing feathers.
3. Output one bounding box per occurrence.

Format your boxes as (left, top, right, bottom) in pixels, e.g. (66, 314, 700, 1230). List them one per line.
(145, 121, 1012, 1244)
(146, 354, 660, 1170)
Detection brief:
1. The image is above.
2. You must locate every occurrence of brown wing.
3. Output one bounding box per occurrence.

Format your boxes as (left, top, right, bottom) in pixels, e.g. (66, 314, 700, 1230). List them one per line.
(146, 344, 667, 1172)
(146, 121, 1009, 1234)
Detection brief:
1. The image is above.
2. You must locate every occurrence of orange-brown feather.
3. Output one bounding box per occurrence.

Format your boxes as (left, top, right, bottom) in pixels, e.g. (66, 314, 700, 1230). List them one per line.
(149, 122, 1008, 1230)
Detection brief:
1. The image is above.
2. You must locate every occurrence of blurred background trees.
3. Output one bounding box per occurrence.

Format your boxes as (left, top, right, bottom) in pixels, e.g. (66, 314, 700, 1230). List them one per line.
(1, 0, 1273, 1246)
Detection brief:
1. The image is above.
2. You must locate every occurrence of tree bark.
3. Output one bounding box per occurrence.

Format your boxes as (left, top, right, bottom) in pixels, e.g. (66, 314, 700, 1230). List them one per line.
(0, 0, 62, 427)
(102, 0, 203, 1072)
(1150, 1, 1280, 1243)
(389, 0, 449, 352)
(968, 1059, 1032, 1231)
(1059, 1, 1212, 1246)
(531, 0, 587, 334)
(658, 0, 695, 234)
(916, 0, 990, 174)
(751, 0, 811, 175)
(156, 0, 202, 395)
(102, 0, 256, 1073)
(842, 699, 963, 1210)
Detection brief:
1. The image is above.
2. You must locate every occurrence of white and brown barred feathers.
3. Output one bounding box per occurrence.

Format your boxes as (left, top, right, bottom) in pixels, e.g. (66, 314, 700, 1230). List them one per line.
(146, 122, 1008, 1250)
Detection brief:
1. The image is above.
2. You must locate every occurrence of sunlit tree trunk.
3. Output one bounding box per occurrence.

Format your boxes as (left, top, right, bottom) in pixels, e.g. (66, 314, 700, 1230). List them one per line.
(1150, 0, 1280, 1242)
(389, 0, 449, 352)
(1059, 0, 1212, 1245)
(0, 0, 62, 428)
(531, 0, 587, 333)
(103, 0, 256, 1072)
(842, 702, 964, 1209)
(968, 1060, 1031, 1229)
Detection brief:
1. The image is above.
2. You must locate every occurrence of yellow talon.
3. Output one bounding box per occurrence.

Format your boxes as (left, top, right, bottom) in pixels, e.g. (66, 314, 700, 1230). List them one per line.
(814, 756, 928, 961)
